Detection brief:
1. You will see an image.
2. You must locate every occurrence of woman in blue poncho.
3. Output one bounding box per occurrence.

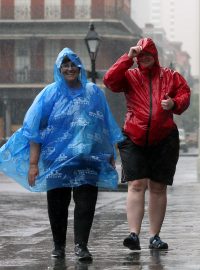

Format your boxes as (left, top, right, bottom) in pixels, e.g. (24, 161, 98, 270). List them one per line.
(0, 48, 123, 260)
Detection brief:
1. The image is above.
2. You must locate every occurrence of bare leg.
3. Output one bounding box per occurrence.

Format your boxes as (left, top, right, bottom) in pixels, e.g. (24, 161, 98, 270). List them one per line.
(126, 179, 148, 235)
(148, 180, 167, 236)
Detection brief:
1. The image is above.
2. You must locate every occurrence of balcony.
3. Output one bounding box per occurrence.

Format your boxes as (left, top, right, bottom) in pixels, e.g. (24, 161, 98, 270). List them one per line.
(0, 68, 45, 84)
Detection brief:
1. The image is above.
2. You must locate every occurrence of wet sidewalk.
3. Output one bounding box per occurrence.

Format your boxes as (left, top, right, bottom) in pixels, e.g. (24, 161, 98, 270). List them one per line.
(0, 156, 200, 269)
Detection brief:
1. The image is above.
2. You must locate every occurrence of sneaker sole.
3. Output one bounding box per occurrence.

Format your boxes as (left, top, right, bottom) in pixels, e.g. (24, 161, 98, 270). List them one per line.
(123, 239, 141, 250)
(51, 253, 65, 258)
(149, 243, 168, 250)
(76, 255, 93, 262)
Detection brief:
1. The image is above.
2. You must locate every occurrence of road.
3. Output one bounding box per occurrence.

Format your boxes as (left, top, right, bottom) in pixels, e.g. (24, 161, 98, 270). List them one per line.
(0, 155, 199, 269)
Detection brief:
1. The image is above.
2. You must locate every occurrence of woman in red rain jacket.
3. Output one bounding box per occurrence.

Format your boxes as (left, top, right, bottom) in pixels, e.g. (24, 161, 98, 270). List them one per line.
(103, 37, 190, 250)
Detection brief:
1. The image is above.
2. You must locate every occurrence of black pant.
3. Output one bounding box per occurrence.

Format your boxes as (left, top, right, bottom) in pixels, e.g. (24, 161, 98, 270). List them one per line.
(47, 184, 98, 247)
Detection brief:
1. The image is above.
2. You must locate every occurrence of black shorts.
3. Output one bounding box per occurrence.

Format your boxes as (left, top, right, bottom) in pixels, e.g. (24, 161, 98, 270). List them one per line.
(118, 129, 179, 185)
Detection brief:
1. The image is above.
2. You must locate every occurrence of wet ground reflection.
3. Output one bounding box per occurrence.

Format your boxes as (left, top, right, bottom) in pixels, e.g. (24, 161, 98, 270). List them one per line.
(124, 251, 141, 265)
(122, 250, 168, 269)
(48, 258, 67, 270)
(47, 258, 92, 270)
(1, 158, 200, 270)
(148, 250, 168, 270)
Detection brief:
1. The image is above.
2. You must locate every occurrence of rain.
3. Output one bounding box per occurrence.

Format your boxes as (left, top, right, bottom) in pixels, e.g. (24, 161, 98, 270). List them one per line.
(0, 1, 199, 269)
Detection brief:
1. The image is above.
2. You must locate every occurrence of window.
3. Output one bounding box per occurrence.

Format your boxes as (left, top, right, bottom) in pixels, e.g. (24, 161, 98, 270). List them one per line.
(44, 40, 60, 83)
(75, 40, 90, 71)
(15, 0, 31, 20)
(15, 41, 30, 83)
(105, 0, 115, 18)
(75, 0, 91, 19)
(45, 0, 61, 19)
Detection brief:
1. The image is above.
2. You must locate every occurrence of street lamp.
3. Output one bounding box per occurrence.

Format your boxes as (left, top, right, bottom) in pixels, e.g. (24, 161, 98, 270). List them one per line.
(85, 23, 101, 83)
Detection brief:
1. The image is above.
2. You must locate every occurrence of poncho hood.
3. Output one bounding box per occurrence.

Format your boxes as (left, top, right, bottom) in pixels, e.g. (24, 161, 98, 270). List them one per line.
(54, 47, 88, 87)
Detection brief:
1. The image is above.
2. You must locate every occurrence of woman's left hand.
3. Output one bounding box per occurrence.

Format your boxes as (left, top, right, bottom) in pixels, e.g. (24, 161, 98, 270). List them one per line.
(28, 164, 39, 187)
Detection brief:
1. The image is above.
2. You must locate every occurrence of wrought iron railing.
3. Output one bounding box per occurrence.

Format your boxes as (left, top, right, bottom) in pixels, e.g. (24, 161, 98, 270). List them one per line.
(0, 69, 45, 84)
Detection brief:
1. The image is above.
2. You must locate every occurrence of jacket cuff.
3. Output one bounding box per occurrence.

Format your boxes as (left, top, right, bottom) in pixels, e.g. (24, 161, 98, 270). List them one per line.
(124, 53, 134, 65)
(172, 99, 176, 110)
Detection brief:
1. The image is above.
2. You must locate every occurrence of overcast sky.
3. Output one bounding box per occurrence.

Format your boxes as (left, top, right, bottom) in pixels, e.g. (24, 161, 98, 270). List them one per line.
(171, 0, 199, 76)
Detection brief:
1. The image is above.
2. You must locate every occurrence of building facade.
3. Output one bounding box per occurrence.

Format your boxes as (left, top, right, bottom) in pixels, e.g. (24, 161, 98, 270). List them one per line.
(0, 0, 142, 140)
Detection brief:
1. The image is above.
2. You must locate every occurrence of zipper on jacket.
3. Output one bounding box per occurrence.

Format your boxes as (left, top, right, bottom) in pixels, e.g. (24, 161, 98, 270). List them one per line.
(145, 71, 153, 146)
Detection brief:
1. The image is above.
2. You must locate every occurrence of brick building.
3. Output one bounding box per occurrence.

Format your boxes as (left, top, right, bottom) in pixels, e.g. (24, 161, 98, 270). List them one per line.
(0, 0, 142, 140)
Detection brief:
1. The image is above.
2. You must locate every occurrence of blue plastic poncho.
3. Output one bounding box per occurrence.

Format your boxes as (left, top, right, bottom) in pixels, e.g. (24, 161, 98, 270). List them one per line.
(0, 48, 124, 192)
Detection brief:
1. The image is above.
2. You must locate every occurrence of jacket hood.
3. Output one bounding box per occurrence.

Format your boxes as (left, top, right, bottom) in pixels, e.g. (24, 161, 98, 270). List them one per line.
(54, 47, 88, 87)
(136, 38, 160, 68)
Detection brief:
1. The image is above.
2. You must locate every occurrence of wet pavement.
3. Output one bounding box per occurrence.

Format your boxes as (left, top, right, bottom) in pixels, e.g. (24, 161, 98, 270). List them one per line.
(0, 156, 200, 269)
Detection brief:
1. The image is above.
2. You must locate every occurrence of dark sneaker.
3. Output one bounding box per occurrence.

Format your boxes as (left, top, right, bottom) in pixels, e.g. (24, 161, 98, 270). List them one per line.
(75, 244, 93, 261)
(123, 233, 141, 250)
(149, 235, 168, 250)
(51, 245, 65, 258)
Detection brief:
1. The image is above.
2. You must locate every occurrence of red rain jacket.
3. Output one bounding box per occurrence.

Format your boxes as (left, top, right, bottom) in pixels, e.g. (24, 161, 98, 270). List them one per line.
(103, 38, 191, 146)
